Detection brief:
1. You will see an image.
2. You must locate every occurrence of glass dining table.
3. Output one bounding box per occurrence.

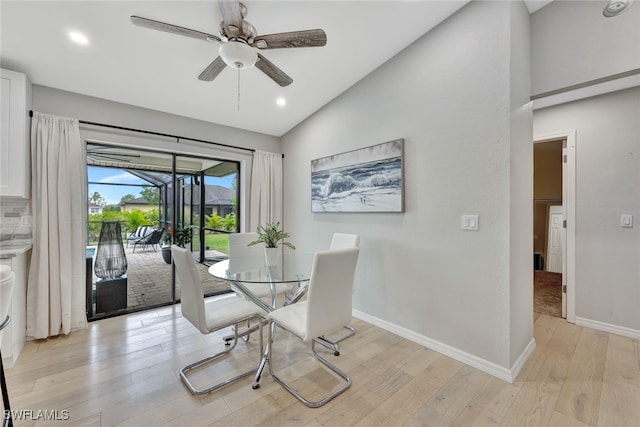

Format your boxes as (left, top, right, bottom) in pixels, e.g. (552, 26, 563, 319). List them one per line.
(208, 252, 313, 312)
(208, 252, 314, 389)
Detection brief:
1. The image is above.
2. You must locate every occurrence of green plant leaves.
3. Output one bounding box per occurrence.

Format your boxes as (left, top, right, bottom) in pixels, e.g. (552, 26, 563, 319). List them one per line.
(247, 221, 296, 250)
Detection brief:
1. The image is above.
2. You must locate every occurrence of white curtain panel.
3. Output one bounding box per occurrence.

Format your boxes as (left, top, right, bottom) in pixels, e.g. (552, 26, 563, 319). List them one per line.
(249, 150, 283, 230)
(27, 112, 87, 339)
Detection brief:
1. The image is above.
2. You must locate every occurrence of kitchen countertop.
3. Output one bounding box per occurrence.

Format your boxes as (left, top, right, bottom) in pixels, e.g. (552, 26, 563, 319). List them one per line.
(0, 242, 33, 257)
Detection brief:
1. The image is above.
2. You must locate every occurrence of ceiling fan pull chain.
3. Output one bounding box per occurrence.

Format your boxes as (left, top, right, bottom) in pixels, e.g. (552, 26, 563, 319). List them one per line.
(237, 68, 241, 111)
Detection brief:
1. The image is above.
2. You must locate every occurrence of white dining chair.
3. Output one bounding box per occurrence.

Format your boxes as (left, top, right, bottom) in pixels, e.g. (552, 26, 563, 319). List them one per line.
(266, 247, 359, 407)
(228, 232, 296, 301)
(313, 233, 360, 355)
(171, 246, 266, 395)
(330, 233, 360, 250)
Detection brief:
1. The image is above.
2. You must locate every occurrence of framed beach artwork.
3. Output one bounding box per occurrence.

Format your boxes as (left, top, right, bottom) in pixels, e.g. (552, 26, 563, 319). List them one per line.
(311, 139, 404, 213)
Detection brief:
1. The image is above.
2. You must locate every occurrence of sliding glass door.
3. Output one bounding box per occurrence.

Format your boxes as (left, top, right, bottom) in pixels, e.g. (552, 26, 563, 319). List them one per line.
(86, 143, 240, 319)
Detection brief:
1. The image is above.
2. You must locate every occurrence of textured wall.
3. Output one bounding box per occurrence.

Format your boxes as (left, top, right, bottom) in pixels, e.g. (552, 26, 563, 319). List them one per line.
(282, 1, 532, 370)
(535, 87, 640, 331)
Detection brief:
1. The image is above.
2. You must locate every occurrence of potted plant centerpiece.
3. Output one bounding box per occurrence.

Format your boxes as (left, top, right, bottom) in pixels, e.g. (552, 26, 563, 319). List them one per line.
(248, 222, 295, 266)
(161, 225, 193, 264)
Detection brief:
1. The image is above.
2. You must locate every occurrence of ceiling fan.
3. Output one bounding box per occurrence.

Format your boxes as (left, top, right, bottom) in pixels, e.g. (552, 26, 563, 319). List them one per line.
(131, 0, 327, 87)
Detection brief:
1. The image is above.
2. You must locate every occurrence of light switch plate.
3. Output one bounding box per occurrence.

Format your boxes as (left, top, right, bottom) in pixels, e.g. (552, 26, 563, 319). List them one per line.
(621, 214, 633, 228)
(462, 215, 479, 231)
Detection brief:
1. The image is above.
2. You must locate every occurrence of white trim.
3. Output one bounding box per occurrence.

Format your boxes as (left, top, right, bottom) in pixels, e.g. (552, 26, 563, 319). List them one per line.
(532, 73, 640, 110)
(511, 338, 537, 381)
(534, 129, 576, 324)
(576, 317, 640, 340)
(353, 310, 535, 384)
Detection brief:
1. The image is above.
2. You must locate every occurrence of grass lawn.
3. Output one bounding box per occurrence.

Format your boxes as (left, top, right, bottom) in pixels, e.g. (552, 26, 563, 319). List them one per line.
(203, 233, 229, 254)
(89, 232, 230, 254)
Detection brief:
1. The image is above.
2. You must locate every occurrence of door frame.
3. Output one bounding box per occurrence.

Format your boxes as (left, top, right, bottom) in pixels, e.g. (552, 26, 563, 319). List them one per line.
(534, 130, 576, 323)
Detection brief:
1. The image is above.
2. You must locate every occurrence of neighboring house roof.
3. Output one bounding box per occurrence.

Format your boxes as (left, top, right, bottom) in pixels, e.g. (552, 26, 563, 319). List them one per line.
(123, 196, 151, 205)
(191, 185, 235, 206)
(204, 185, 235, 206)
(120, 185, 234, 209)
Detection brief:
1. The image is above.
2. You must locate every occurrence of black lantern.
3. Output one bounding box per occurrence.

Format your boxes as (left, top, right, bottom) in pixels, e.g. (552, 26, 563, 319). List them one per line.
(94, 221, 127, 279)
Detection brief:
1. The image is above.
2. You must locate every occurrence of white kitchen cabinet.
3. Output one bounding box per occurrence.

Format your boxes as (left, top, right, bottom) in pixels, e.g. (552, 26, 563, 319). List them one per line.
(0, 68, 32, 198)
(0, 249, 30, 368)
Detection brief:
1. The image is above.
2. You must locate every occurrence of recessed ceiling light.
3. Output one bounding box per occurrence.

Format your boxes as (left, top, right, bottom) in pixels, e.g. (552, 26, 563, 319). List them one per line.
(603, 0, 634, 17)
(276, 97, 286, 107)
(68, 31, 89, 45)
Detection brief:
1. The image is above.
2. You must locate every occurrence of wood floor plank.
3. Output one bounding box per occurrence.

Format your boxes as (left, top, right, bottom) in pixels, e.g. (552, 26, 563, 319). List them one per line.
(396, 347, 442, 377)
(606, 333, 640, 369)
(353, 356, 463, 427)
(113, 394, 200, 427)
(554, 329, 608, 425)
(452, 376, 520, 426)
(163, 395, 231, 427)
(603, 353, 640, 391)
(207, 395, 281, 427)
(314, 365, 384, 426)
(597, 380, 640, 427)
(547, 410, 589, 427)
(426, 364, 491, 420)
(499, 377, 560, 427)
(4, 307, 639, 426)
(404, 403, 455, 427)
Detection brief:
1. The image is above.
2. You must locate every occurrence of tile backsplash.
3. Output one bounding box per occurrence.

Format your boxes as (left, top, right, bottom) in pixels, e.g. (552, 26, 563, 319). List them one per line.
(0, 198, 32, 243)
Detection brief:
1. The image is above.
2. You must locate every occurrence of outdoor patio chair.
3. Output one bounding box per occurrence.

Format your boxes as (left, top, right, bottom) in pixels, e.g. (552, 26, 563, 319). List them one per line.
(126, 226, 153, 247)
(132, 228, 164, 253)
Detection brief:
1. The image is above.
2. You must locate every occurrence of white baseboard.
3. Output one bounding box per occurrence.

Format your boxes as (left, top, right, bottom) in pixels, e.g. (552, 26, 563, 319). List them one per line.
(511, 338, 536, 381)
(352, 310, 535, 383)
(576, 317, 640, 339)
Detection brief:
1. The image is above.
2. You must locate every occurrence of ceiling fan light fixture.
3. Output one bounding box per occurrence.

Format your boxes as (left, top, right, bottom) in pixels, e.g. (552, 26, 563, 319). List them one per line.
(219, 41, 257, 69)
(603, 0, 634, 17)
(68, 31, 89, 45)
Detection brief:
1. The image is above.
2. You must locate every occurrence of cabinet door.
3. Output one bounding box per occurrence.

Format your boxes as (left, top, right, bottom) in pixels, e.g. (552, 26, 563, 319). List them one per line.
(0, 252, 28, 368)
(0, 258, 13, 361)
(0, 68, 31, 198)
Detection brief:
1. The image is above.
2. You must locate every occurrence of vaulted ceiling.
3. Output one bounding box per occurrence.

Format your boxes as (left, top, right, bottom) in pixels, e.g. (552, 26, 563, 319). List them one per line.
(1, 1, 551, 137)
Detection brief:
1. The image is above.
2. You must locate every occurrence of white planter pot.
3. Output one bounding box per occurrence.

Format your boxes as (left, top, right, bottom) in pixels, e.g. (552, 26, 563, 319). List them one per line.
(264, 247, 280, 267)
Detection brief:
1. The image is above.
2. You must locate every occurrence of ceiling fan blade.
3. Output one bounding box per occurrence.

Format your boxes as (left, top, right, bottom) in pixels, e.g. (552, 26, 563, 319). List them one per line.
(218, 0, 243, 36)
(252, 29, 327, 49)
(255, 54, 293, 87)
(198, 56, 227, 81)
(131, 16, 220, 43)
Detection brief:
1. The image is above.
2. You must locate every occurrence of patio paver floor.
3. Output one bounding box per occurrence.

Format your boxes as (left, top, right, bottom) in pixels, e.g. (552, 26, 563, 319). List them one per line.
(89, 244, 231, 317)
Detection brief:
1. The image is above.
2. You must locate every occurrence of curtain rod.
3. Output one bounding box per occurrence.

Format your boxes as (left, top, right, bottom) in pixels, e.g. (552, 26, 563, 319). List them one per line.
(29, 110, 256, 154)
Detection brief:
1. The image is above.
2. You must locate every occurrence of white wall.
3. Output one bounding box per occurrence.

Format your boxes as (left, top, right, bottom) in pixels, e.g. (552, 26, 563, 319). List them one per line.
(534, 87, 640, 332)
(531, 0, 640, 96)
(32, 85, 280, 153)
(32, 85, 281, 231)
(509, 0, 534, 368)
(282, 1, 532, 374)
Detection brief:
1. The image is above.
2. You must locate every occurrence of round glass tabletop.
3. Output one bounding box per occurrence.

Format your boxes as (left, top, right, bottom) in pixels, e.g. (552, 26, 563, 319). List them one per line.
(208, 252, 313, 284)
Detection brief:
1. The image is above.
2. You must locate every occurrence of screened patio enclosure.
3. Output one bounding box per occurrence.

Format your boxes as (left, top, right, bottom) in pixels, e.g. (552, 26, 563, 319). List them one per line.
(86, 142, 240, 320)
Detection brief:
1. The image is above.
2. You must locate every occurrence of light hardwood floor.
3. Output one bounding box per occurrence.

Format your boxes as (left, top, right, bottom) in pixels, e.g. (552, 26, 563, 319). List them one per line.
(4, 308, 640, 426)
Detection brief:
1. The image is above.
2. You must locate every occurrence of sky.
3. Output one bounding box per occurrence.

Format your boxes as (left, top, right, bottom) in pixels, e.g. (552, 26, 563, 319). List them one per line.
(88, 166, 234, 205)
